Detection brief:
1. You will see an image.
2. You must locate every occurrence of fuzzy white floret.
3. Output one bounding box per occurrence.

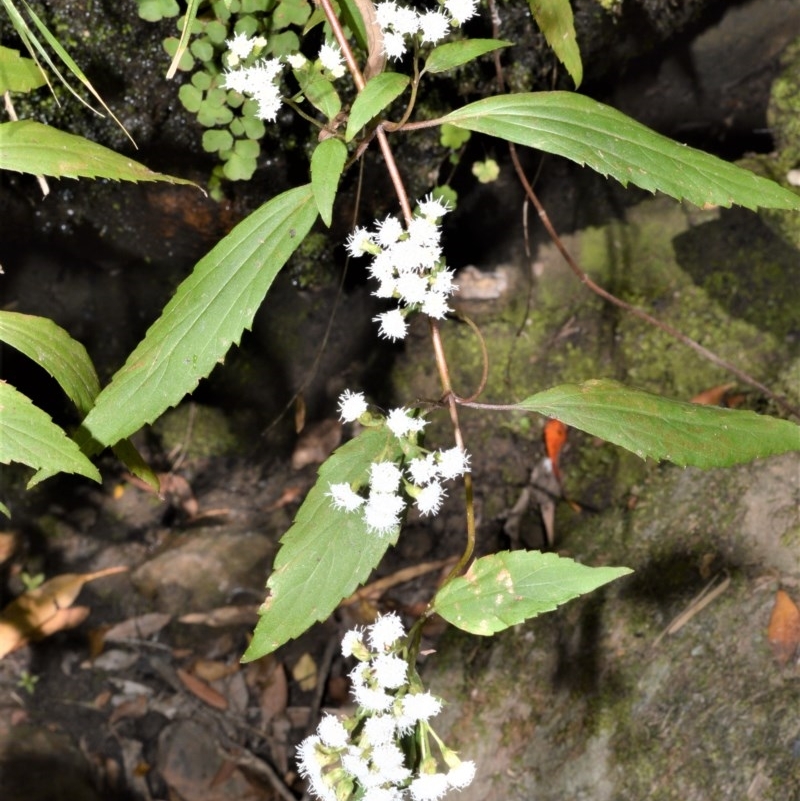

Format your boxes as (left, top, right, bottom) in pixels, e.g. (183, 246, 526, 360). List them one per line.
(369, 611, 406, 651)
(362, 714, 397, 745)
(407, 454, 439, 486)
(373, 309, 408, 341)
(409, 772, 450, 801)
(415, 481, 446, 516)
(346, 226, 375, 257)
(338, 389, 369, 422)
(447, 760, 477, 789)
(420, 290, 450, 319)
(318, 714, 349, 749)
(444, 0, 479, 25)
(418, 10, 451, 43)
(437, 446, 470, 479)
(327, 483, 366, 512)
(372, 652, 408, 689)
(363, 492, 405, 534)
(319, 42, 345, 78)
(386, 407, 426, 438)
(369, 461, 404, 494)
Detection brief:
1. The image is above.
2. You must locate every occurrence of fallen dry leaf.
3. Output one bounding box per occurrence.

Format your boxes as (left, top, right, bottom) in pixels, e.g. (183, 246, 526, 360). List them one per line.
(258, 661, 288, 723)
(767, 589, 800, 665)
(0, 566, 128, 659)
(543, 418, 568, 486)
(176, 667, 229, 710)
(264, 485, 303, 511)
(179, 605, 260, 627)
(192, 658, 239, 683)
(104, 612, 172, 643)
(691, 383, 736, 406)
(291, 652, 317, 691)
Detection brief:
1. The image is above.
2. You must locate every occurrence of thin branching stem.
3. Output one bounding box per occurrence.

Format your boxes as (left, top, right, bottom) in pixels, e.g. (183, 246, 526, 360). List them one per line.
(317, 0, 478, 579)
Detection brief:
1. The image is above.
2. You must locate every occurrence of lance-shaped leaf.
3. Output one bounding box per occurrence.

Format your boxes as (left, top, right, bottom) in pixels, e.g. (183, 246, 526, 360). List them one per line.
(243, 426, 405, 661)
(80, 185, 319, 447)
(424, 39, 513, 75)
(442, 92, 800, 210)
(346, 73, 410, 142)
(513, 379, 800, 468)
(0, 311, 157, 488)
(528, 0, 582, 88)
(0, 382, 100, 487)
(0, 311, 100, 417)
(0, 120, 198, 186)
(433, 550, 631, 635)
(311, 137, 347, 226)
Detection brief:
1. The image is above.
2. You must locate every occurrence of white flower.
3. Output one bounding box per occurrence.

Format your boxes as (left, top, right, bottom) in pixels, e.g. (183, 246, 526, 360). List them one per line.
(318, 714, 349, 748)
(319, 41, 346, 78)
(401, 691, 442, 723)
(444, 0, 479, 25)
(346, 226, 376, 257)
(363, 492, 405, 534)
(369, 461, 403, 493)
(418, 10, 451, 44)
(371, 742, 412, 783)
(373, 309, 408, 341)
(407, 216, 440, 247)
(396, 271, 430, 305)
(409, 772, 449, 801)
(227, 32, 256, 63)
(415, 481, 446, 516)
(430, 268, 456, 295)
(437, 446, 470, 479)
(362, 715, 397, 746)
(286, 52, 308, 69)
(375, 1, 399, 30)
(222, 68, 250, 93)
(341, 627, 367, 658)
(297, 736, 339, 801)
(386, 407, 426, 438)
(376, 215, 404, 247)
(327, 483, 366, 512)
(418, 194, 451, 220)
(338, 389, 369, 422)
(392, 4, 420, 35)
(447, 760, 476, 789)
(407, 454, 439, 486)
(342, 749, 372, 785)
(383, 30, 408, 60)
(352, 680, 394, 712)
(369, 612, 406, 651)
(372, 653, 408, 689)
(421, 290, 451, 319)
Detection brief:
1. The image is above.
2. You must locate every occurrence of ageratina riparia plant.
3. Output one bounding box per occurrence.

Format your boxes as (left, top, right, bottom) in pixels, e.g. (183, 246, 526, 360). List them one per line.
(4, 0, 800, 797)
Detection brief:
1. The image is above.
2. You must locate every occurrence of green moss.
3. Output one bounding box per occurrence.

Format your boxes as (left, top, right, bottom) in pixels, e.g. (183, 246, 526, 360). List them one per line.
(151, 403, 242, 459)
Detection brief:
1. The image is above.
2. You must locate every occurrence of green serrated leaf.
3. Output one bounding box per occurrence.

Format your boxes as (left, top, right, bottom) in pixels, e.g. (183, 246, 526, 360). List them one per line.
(433, 550, 631, 635)
(443, 93, 800, 210)
(0, 45, 47, 93)
(0, 121, 199, 186)
(300, 71, 341, 119)
(311, 138, 347, 227)
(0, 382, 100, 487)
(243, 426, 405, 661)
(528, 0, 582, 88)
(514, 379, 800, 468)
(0, 311, 100, 417)
(79, 185, 318, 448)
(424, 39, 513, 75)
(346, 73, 409, 142)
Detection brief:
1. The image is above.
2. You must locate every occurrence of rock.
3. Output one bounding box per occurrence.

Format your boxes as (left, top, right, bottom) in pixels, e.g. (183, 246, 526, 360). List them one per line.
(132, 528, 274, 613)
(428, 452, 800, 801)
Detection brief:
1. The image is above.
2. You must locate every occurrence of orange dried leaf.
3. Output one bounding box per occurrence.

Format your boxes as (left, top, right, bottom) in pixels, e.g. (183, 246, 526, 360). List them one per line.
(543, 419, 568, 484)
(0, 567, 128, 659)
(767, 589, 800, 665)
(176, 667, 229, 710)
(690, 383, 736, 406)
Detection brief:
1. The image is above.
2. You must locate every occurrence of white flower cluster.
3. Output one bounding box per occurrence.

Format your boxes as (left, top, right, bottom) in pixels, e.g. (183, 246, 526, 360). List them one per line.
(346, 196, 455, 342)
(222, 35, 346, 120)
(298, 613, 476, 801)
(376, 0, 480, 60)
(328, 391, 470, 533)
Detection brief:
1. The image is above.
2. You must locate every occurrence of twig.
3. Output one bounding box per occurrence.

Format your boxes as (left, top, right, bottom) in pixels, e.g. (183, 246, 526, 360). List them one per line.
(653, 573, 731, 647)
